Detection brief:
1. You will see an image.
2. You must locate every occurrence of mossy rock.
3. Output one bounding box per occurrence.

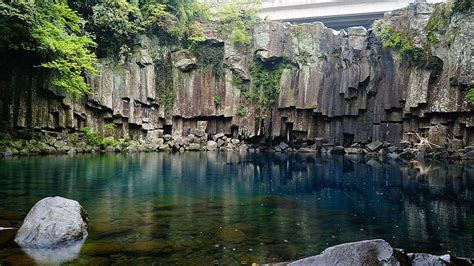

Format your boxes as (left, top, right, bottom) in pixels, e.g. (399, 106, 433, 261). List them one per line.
(270, 244, 297, 261)
(3, 253, 36, 265)
(176, 256, 215, 266)
(80, 242, 123, 256)
(215, 227, 246, 243)
(123, 241, 175, 255)
(237, 255, 269, 265)
(76, 256, 112, 266)
(88, 223, 133, 239)
(248, 195, 300, 209)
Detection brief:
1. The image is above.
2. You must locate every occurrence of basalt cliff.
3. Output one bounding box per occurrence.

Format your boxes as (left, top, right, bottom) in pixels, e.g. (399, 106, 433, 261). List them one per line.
(0, 2, 473, 155)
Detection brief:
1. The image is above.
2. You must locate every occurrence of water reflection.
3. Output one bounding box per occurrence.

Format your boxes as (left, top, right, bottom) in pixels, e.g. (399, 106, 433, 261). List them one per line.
(0, 153, 472, 264)
(22, 239, 85, 265)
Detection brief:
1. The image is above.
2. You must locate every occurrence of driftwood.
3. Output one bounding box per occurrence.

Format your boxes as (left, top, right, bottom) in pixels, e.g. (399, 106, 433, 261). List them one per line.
(404, 132, 441, 149)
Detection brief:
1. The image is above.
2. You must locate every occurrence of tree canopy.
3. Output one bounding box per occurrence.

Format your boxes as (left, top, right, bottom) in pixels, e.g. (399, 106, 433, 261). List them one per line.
(0, 0, 260, 96)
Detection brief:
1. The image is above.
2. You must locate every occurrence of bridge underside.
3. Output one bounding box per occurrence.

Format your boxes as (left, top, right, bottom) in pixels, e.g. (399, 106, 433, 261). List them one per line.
(282, 12, 385, 29)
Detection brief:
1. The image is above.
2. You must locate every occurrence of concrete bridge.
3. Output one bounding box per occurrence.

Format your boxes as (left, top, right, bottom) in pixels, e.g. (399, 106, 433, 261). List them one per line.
(207, 0, 446, 29)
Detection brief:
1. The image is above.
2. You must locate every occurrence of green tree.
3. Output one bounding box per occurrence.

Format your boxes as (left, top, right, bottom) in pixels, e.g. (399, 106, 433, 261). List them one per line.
(214, 0, 260, 45)
(0, 1, 97, 95)
(90, 0, 143, 57)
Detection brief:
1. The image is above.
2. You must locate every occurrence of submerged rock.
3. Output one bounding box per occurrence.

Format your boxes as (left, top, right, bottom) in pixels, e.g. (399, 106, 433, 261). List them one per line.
(331, 146, 345, 155)
(14, 196, 88, 248)
(216, 227, 246, 243)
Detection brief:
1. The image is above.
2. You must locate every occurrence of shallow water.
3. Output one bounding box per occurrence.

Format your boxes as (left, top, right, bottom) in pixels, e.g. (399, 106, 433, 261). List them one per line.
(0, 152, 473, 264)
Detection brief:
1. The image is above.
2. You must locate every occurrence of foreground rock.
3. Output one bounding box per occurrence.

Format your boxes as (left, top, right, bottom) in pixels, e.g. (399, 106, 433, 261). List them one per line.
(289, 239, 397, 266)
(14, 197, 88, 248)
(289, 239, 472, 266)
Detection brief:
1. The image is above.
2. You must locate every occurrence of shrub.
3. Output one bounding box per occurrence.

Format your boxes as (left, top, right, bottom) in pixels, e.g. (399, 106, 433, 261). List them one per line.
(425, 3, 452, 45)
(104, 123, 117, 137)
(214, 0, 260, 45)
(99, 138, 119, 148)
(190, 43, 225, 78)
(80, 127, 101, 146)
(467, 87, 474, 103)
(213, 95, 222, 105)
(247, 59, 287, 111)
(375, 22, 427, 66)
(236, 104, 248, 117)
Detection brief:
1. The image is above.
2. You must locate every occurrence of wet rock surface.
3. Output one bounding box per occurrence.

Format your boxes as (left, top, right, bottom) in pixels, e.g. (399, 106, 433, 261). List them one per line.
(14, 197, 88, 248)
(289, 239, 472, 266)
(289, 239, 396, 266)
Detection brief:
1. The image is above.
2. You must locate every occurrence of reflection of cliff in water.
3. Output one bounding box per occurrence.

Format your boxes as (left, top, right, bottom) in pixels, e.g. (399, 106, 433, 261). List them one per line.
(234, 153, 474, 201)
(0, 152, 473, 258)
(232, 152, 474, 255)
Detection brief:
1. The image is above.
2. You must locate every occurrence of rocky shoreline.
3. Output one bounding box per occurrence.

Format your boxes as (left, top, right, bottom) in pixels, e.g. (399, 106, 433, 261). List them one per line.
(1, 131, 474, 161)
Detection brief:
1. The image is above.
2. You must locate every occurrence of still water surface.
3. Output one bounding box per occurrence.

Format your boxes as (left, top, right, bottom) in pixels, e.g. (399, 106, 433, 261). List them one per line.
(0, 152, 473, 264)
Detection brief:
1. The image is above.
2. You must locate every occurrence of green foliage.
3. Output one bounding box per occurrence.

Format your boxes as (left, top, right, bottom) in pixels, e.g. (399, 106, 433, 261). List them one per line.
(0, 1, 97, 96)
(90, 0, 143, 57)
(187, 21, 206, 43)
(140, 0, 210, 43)
(236, 104, 248, 117)
(467, 87, 474, 103)
(229, 24, 251, 45)
(104, 123, 117, 137)
(0, 2, 36, 51)
(80, 127, 102, 146)
(375, 23, 402, 48)
(214, 0, 259, 45)
(248, 59, 286, 107)
(425, 3, 452, 45)
(99, 138, 119, 147)
(213, 95, 222, 105)
(155, 57, 176, 115)
(190, 43, 225, 78)
(141, 3, 178, 36)
(375, 22, 427, 66)
(452, 0, 472, 13)
(233, 58, 287, 118)
(80, 126, 119, 147)
(232, 74, 248, 92)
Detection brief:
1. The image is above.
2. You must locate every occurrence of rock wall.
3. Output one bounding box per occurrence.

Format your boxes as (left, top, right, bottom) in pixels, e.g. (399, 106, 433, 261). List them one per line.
(0, 2, 472, 148)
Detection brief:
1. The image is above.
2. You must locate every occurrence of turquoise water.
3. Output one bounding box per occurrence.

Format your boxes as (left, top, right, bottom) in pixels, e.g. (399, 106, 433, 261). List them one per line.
(0, 152, 473, 264)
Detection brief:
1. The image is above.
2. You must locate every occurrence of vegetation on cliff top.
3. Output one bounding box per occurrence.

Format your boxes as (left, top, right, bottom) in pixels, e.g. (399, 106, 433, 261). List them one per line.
(0, 1, 97, 95)
(0, 0, 259, 97)
(215, 0, 260, 45)
(374, 0, 473, 103)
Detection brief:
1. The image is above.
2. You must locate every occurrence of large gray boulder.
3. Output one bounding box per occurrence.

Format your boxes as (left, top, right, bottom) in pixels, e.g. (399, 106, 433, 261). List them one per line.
(15, 197, 88, 248)
(207, 141, 218, 151)
(289, 239, 397, 266)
